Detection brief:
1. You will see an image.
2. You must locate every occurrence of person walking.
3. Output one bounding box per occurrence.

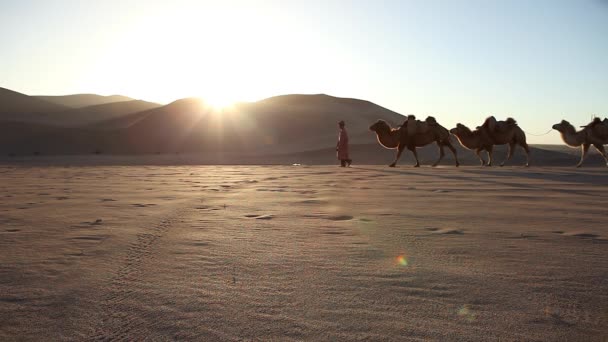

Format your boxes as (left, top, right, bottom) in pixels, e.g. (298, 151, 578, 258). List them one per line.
(336, 120, 352, 167)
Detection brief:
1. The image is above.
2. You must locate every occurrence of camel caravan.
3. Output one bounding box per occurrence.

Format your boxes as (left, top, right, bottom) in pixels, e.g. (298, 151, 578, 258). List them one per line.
(369, 115, 608, 167)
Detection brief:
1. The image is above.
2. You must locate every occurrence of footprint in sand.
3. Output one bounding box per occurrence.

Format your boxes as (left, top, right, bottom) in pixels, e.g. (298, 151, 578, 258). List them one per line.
(80, 219, 103, 226)
(326, 215, 354, 221)
(508, 233, 538, 239)
(553, 231, 602, 240)
(131, 203, 157, 208)
(188, 241, 210, 247)
(245, 214, 274, 220)
(323, 229, 347, 235)
(256, 188, 286, 192)
(100, 198, 116, 202)
(0, 296, 27, 303)
(5, 229, 20, 232)
(70, 235, 106, 241)
(299, 199, 326, 205)
(426, 227, 464, 235)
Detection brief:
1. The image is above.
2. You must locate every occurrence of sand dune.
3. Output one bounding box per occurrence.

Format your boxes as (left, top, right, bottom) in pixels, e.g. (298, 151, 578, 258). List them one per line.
(34, 94, 134, 108)
(0, 92, 406, 155)
(0, 87, 69, 117)
(2, 100, 161, 127)
(1, 165, 607, 340)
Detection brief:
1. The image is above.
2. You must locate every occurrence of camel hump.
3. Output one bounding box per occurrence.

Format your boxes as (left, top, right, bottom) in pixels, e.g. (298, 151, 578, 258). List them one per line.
(425, 116, 437, 125)
(587, 117, 602, 128)
(406, 115, 418, 136)
(403, 115, 433, 136)
(588, 117, 608, 139)
(505, 117, 517, 125)
(484, 116, 497, 132)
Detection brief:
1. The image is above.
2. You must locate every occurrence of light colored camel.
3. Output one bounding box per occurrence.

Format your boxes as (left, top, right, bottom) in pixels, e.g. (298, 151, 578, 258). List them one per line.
(369, 118, 459, 167)
(552, 118, 608, 167)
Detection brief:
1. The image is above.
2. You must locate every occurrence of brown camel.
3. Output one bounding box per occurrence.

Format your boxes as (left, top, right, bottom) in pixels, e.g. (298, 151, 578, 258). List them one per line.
(449, 124, 494, 166)
(369, 117, 459, 167)
(475, 116, 530, 167)
(552, 118, 608, 167)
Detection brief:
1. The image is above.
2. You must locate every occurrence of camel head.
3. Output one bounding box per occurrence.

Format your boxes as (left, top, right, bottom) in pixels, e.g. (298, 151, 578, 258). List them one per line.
(552, 120, 575, 134)
(369, 120, 391, 133)
(450, 123, 471, 135)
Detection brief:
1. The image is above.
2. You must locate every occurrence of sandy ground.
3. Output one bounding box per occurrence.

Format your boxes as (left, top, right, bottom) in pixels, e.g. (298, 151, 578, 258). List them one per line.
(1, 165, 607, 341)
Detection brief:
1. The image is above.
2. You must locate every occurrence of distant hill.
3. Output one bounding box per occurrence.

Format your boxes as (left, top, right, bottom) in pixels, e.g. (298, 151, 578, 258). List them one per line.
(35, 94, 134, 108)
(88, 94, 406, 154)
(26, 100, 162, 127)
(1, 91, 598, 166)
(0, 93, 406, 155)
(0, 87, 159, 126)
(0, 87, 69, 118)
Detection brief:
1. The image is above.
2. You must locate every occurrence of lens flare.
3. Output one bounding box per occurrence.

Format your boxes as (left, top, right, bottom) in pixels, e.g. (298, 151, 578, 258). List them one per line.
(396, 255, 408, 266)
(457, 305, 477, 322)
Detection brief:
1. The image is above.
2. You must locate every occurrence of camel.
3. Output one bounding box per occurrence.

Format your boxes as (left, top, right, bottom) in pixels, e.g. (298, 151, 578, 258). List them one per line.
(475, 116, 530, 167)
(449, 124, 495, 166)
(369, 117, 459, 167)
(552, 118, 608, 167)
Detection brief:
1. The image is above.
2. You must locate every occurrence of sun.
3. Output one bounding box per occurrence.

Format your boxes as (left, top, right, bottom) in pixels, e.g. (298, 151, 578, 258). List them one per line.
(200, 84, 239, 111)
(204, 94, 236, 111)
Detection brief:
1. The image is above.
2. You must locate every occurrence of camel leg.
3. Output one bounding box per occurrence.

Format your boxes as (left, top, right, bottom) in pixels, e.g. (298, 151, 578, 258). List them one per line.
(487, 145, 494, 166)
(446, 142, 459, 167)
(593, 144, 608, 167)
(522, 143, 531, 167)
(577, 143, 590, 168)
(475, 148, 485, 166)
(389, 144, 406, 167)
(500, 142, 516, 167)
(411, 147, 420, 167)
(432, 144, 445, 167)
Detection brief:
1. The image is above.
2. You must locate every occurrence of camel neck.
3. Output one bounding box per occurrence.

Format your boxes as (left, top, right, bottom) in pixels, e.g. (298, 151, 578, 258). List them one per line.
(561, 129, 586, 147)
(454, 131, 478, 149)
(376, 128, 399, 149)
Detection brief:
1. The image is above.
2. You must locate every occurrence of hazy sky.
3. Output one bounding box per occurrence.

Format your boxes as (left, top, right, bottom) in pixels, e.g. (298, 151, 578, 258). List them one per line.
(1, 0, 607, 143)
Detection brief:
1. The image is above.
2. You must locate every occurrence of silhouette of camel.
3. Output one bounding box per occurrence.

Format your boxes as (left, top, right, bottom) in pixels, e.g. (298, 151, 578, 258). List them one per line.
(552, 118, 608, 167)
(369, 117, 459, 167)
(450, 124, 495, 166)
(473, 116, 530, 167)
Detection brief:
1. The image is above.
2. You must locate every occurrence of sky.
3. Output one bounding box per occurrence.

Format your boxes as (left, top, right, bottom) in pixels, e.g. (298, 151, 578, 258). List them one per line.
(1, 0, 607, 143)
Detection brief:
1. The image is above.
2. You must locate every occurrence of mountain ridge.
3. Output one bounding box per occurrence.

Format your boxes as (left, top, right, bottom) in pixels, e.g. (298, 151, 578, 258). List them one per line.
(35, 94, 134, 108)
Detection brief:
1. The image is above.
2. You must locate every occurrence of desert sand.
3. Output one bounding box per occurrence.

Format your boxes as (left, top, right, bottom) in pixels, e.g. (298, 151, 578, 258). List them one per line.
(1, 165, 607, 341)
